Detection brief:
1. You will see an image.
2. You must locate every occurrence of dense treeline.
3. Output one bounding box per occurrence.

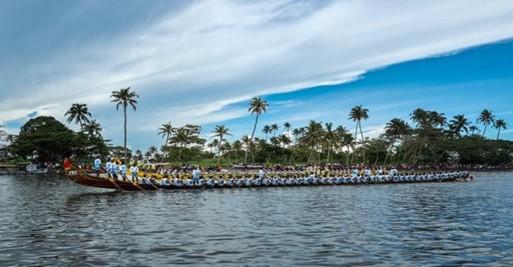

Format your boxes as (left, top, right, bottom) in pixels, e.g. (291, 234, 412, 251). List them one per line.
(152, 104, 512, 166)
(0, 88, 511, 167)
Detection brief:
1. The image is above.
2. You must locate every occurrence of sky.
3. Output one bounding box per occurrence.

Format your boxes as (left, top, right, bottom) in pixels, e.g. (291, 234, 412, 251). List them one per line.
(1, 0, 513, 150)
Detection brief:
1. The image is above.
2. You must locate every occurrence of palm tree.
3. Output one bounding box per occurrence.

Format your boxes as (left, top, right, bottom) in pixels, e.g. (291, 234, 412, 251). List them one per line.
(283, 122, 291, 132)
(324, 122, 337, 162)
(410, 108, 428, 128)
(301, 120, 324, 162)
(111, 87, 139, 162)
(158, 122, 174, 147)
(271, 124, 279, 137)
(231, 140, 243, 162)
(212, 125, 232, 164)
(385, 118, 411, 139)
(335, 126, 353, 165)
(494, 119, 507, 140)
(477, 109, 495, 137)
(209, 139, 220, 156)
(384, 118, 411, 164)
(292, 128, 304, 144)
(349, 105, 369, 142)
(83, 120, 103, 138)
(449, 114, 469, 138)
(241, 135, 253, 162)
(469, 125, 480, 136)
(262, 125, 272, 141)
(65, 103, 91, 131)
(247, 97, 268, 162)
(349, 105, 369, 162)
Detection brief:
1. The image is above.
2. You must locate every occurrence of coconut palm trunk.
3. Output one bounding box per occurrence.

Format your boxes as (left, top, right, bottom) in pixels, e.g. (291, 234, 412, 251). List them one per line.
(245, 114, 259, 163)
(482, 123, 488, 137)
(124, 105, 128, 162)
(217, 135, 223, 164)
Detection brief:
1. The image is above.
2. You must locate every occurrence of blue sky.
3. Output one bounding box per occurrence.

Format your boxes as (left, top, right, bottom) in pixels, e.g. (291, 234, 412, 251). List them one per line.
(1, 0, 513, 150)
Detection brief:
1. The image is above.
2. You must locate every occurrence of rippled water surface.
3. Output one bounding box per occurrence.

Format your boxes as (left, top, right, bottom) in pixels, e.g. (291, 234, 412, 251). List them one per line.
(1, 172, 513, 266)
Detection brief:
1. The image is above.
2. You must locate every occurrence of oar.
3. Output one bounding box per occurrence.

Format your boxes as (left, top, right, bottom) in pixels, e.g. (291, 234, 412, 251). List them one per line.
(147, 178, 160, 190)
(108, 177, 125, 191)
(130, 178, 145, 191)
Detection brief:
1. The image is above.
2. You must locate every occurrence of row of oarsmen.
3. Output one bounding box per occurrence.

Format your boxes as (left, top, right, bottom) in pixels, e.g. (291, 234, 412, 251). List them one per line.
(134, 171, 470, 188)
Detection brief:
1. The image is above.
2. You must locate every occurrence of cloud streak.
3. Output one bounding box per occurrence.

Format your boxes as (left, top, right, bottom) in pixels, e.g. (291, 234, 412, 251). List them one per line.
(1, 0, 513, 148)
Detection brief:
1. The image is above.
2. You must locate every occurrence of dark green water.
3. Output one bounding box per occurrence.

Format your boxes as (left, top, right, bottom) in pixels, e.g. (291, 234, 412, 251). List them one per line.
(1, 172, 512, 266)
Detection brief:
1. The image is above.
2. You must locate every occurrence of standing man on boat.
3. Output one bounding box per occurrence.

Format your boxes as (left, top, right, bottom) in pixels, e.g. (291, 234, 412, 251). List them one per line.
(130, 164, 139, 182)
(192, 166, 201, 185)
(93, 156, 101, 176)
(120, 162, 127, 181)
(105, 159, 112, 178)
(111, 160, 119, 180)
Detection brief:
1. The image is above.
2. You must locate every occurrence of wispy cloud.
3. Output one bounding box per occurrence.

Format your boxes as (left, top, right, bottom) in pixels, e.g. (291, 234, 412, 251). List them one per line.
(1, 0, 513, 148)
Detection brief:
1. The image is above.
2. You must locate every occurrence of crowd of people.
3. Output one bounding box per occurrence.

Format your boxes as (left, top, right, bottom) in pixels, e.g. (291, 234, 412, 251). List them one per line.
(87, 157, 478, 185)
(81, 157, 513, 180)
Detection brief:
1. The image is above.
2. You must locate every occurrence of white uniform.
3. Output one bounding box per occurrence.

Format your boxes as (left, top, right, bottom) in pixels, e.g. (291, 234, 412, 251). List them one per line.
(106, 162, 112, 173)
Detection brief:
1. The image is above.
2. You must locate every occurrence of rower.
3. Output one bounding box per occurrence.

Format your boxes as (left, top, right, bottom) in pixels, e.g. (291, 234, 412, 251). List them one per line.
(351, 168, 359, 178)
(105, 159, 112, 178)
(389, 168, 398, 177)
(258, 169, 265, 180)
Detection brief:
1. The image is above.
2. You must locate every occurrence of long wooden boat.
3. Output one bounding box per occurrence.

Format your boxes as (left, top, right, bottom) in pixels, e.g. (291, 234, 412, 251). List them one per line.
(66, 164, 472, 191)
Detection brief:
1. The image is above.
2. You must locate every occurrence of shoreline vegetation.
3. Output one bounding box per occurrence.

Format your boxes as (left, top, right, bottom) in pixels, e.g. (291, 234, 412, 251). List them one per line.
(1, 87, 512, 171)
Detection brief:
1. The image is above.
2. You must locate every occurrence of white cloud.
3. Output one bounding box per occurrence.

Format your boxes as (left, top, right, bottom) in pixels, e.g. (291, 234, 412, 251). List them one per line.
(1, 0, 513, 144)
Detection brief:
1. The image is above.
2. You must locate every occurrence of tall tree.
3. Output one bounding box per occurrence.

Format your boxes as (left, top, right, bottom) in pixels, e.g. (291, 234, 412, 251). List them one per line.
(410, 108, 428, 128)
(247, 97, 268, 162)
(469, 125, 480, 136)
(271, 124, 279, 137)
(477, 109, 495, 137)
(494, 119, 507, 140)
(384, 118, 411, 163)
(212, 125, 232, 164)
(111, 87, 139, 163)
(11, 116, 76, 163)
(83, 120, 103, 138)
(300, 120, 324, 162)
(349, 105, 369, 142)
(262, 125, 272, 141)
(324, 122, 337, 162)
(449, 114, 469, 138)
(158, 122, 175, 147)
(65, 103, 91, 131)
(283, 122, 291, 133)
(349, 105, 369, 162)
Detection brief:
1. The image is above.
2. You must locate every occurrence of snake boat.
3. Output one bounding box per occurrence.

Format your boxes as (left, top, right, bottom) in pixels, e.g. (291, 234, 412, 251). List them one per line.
(66, 164, 472, 192)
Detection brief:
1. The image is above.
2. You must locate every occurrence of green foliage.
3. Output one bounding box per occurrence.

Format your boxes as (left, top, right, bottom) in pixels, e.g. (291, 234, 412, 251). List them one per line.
(8, 116, 108, 164)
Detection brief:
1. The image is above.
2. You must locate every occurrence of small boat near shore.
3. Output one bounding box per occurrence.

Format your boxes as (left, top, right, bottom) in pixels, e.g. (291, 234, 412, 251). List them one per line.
(66, 165, 472, 192)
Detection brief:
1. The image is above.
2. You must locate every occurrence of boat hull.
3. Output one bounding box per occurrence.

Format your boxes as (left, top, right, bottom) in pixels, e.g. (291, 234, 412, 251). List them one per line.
(66, 166, 471, 191)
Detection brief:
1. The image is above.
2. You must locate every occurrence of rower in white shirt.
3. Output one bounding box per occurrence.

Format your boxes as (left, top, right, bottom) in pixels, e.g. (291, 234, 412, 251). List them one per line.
(130, 165, 139, 182)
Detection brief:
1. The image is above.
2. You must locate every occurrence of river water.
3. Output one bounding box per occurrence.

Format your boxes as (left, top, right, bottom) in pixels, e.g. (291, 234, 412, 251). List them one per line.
(1, 172, 512, 266)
